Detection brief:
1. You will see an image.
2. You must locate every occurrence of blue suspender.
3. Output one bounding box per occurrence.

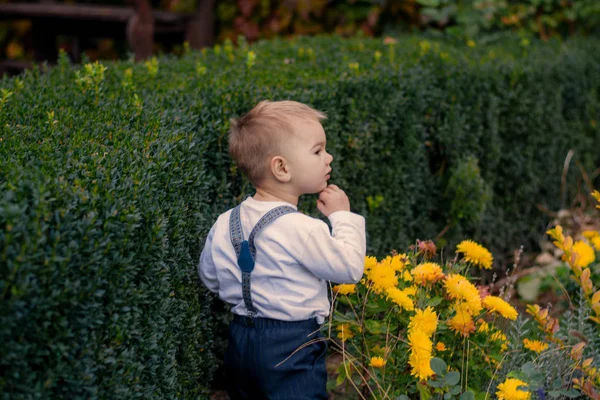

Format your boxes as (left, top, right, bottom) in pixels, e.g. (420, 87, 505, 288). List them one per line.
(229, 204, 297, 318)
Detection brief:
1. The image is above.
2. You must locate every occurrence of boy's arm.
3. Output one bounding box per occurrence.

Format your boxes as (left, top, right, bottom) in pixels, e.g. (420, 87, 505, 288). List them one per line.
(198, 225, 219, 293)
(299, 211, 366, 284)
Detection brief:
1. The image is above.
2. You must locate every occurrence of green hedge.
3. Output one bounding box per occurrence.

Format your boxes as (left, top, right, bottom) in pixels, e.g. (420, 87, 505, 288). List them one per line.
(1, 35, 599, 398)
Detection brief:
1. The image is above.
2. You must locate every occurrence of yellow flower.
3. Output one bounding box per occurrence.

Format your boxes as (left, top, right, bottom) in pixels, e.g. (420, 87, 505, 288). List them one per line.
(593, 236, 600, 251)
(491, 331, 508, 351)
(366, 261, 398, 294)
(369, 356, 386, 368)
(467, 40, 476, 48)
(336, 323, 354, 342)
(435, 342, 446, 351)
(482, 296, 518, 320)
(592, 190, 600, 209)
(477, 318, 490, 333)
(573, 240, 595, 268)
(448, 307, 475, 337)
(404, 286, 418, 296)
(402, 270, 414, 282)
(523, 338, 548, 353)
(456, 240, 493, 269)
(408, 307, 438, 336)
(411, 262, 444, 285)
(381, 254, 408, 272)
(365, 256, 378, 272)
(385, 287, 414, 311)
(408, 330, 434, 380)
(496, 378, 530, 400)
(333, 284, 356, 295)
(443, 274, 482, 314)
(582, 230, 599, 240)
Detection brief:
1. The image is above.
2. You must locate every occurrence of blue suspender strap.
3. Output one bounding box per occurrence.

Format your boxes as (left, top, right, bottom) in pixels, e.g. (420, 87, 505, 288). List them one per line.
(229, 204, 297, 318)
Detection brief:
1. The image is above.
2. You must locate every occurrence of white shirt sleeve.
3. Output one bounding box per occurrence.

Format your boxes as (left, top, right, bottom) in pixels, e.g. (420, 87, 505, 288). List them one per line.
(299, 210, 366, 284)
(198, 224, 219, 293)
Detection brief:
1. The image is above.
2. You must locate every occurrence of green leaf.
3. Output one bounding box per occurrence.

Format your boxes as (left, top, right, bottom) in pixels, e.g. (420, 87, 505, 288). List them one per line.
(548, 391, 560, 398)
(430, 357, 447, 376)
(364, 319, 383, 334)
(444, 393, 452, 400)
(560, 389, 581, 398)
(445, 371, 460, 386)
(366, 301, 389, 313)
(418, 382, 433, 400)
(335, 362, 348, 386)
(396, 396, 410, 400)
(521, 362, 535, 377)
(460, 391, 475, 400)
(551, 379, 561, 390)
(427, 296, 443, 307)
(428, 379, 442, 388)
(450, 386, 462, 395)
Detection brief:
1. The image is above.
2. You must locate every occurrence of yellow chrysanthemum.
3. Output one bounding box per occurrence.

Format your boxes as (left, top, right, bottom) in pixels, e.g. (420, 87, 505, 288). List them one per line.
(573, 240, 596, 268)
(582, 230, 599, 240)
(408, 330, 434, 380)
(496, 378, 530, 400)
(456, 239, 493, 269)
(448, 308, 475, 337)
(385, 287, 414, 311)
(369, 356, 386, 368)
(366, 262, 398, 294)
(402, 270, 414, 282)
(381, 254, 408, 272)
(435, 342, 446, 351)
(593, 190, 600, 209)
(592, 236, 600, 251)
(333, 284, 356, 295)
(477, 318, 490, 333)
(408, 307, 438, 337)
(411, 262, 444, 285)
(336, 323, 354, 342)
(482, 296, 518, 320)
(523, 338, 548, 353)
(443, 274, 482, 314)
(364, 256, 378, 272)
(491, 331, 508, 351)
(404, 286, 418, 296)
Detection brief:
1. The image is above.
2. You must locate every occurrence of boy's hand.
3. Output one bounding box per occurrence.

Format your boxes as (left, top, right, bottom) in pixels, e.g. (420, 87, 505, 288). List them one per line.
(317, 184, 350, 217)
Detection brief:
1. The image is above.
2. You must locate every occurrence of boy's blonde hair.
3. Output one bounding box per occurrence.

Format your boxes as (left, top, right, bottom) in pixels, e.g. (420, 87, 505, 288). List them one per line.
(228, 100, 326, 185)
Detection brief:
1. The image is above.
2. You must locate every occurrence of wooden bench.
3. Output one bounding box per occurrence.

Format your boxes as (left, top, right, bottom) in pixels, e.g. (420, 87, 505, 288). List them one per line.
(0, 0, 215, 72)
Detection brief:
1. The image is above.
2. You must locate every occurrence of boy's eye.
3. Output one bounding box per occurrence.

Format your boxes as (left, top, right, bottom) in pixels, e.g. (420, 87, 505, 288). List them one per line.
(315, 149, 321, 154)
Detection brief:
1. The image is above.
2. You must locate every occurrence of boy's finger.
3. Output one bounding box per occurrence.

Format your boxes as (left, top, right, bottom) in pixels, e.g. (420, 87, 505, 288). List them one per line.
(316, 199, 326, 212)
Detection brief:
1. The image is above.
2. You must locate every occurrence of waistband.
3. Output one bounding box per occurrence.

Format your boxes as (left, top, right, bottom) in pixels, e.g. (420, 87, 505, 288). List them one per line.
(232, 314, 320, 330)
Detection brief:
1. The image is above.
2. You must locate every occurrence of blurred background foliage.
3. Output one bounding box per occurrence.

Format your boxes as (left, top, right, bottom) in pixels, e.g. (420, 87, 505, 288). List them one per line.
(1, 0, 599, 64)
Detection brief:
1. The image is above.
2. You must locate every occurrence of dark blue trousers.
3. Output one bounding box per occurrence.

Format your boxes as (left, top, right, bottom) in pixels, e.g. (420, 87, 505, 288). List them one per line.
(224, 315, 328, 400)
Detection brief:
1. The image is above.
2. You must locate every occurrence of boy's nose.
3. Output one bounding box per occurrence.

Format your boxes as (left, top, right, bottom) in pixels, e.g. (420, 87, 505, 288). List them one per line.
(327, 152, 333, 164)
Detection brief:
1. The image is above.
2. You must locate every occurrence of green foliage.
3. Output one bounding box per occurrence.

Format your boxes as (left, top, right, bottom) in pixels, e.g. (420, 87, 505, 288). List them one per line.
(445, 156, 492, 229)
(1, 35, 600, 396)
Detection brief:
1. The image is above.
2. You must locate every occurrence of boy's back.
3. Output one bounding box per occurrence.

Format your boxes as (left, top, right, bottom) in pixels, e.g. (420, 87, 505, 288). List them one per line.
(199, 196, 365, 323)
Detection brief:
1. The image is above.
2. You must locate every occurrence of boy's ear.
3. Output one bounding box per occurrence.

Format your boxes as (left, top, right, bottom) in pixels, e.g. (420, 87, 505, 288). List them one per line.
(270, 155, 291, 183)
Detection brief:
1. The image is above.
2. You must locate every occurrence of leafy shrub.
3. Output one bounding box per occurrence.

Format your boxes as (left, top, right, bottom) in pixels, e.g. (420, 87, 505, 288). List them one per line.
(1, 35, 599, 397)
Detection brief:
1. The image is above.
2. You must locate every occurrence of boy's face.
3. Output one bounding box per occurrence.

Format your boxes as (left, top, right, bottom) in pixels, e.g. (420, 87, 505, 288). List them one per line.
(282, 119, 333, 195)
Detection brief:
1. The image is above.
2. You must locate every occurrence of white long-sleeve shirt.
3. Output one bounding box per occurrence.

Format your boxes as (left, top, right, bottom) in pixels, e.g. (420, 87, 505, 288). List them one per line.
(198, 196, 366, 323)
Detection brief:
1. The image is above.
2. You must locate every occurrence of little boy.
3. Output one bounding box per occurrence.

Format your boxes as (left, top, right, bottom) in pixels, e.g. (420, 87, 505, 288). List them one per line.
(198, 100, 366, 400)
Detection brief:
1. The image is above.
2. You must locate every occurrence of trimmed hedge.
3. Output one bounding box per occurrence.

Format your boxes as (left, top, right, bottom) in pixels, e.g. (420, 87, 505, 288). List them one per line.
(1, 35, 599, 398)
